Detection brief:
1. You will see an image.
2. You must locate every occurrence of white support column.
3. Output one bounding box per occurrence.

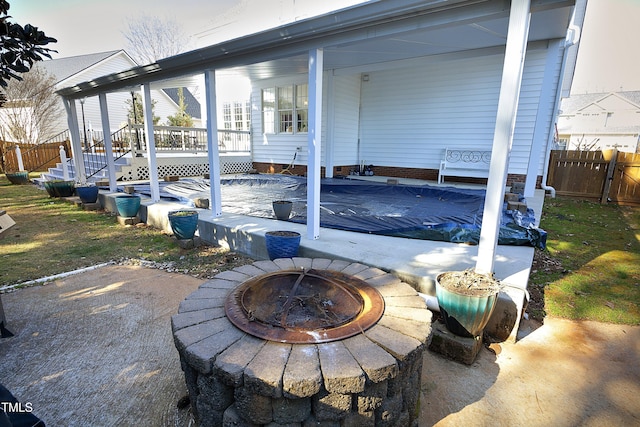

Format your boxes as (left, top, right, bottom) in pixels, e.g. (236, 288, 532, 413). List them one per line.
(204, 70, 222, 216)
(476, 0, 531, 275)
(307, 48, 324, 240)
(524, 39, 563, 198)
(141, 83, 160, 202)
(62, 98, 87, 183)
(98, 93, 118, 193)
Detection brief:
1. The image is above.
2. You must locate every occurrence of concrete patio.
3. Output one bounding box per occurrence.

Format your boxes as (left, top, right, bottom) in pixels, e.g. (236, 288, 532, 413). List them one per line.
(1, 262, 637, 426)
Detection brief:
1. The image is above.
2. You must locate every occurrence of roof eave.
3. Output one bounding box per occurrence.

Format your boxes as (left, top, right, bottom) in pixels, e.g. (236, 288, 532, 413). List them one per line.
(57, 0, 575, 99)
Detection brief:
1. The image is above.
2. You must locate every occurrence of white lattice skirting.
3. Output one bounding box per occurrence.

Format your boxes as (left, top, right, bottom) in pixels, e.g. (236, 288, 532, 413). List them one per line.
(120, 155, 253, 181)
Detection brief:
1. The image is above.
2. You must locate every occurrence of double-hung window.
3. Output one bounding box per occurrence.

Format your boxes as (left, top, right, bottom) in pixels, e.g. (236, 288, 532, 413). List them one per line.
(262, 84, 308, 134)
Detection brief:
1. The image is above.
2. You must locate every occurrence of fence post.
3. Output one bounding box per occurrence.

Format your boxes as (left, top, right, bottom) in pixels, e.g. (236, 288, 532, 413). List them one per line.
(600, 148, 618, 204)
(60, 145, 70, 181)
(15, 145, 24, 171)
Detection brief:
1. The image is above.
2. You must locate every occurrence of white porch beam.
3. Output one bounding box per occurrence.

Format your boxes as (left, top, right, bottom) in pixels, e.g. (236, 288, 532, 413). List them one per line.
(98, 93, 118, 193)
(204, 70, 222, 216)
(476, 0, 531, 275)
(524, 39, 563, 198)
(141, 83, 160, 202)
(307, 48, 324, 240)
(62, 98, 87, 183)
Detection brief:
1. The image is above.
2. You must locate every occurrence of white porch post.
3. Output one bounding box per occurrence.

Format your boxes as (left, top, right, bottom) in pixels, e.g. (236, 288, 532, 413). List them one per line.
(62, 98, 87, 183)
(98, 93, 118, 193)
(476, 0, 531, 275)
(524, 39, 563, 198)
(141, 83, 160, 202)
(204, 70, 222, 216)
(307, 48, 324, 240)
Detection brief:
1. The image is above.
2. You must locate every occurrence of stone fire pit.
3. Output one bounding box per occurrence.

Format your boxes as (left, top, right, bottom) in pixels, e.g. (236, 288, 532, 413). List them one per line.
(172, 257, 432, 426)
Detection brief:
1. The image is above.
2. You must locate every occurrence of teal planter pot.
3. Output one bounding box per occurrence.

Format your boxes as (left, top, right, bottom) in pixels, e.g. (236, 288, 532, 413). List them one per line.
(115, 195, 141, 217)
(265, 231, 301, 260)
(76, 186, 99, 204)
(6, 171, 29, 185)
(435, 271, 500, 338)
(168, 210, 199, 240)
(43, 180, 75, 198)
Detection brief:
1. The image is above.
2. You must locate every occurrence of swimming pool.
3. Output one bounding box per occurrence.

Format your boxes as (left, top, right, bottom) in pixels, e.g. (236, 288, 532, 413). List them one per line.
(123, 174, 545, 247)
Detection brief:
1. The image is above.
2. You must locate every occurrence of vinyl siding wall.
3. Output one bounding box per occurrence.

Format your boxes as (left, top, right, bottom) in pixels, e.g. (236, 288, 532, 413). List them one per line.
(358, 47, 552, 175)
(251, 43, 562, 177)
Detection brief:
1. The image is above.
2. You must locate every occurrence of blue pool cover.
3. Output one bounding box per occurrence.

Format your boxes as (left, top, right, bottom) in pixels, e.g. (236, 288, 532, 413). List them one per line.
(122, 174, 546, 248)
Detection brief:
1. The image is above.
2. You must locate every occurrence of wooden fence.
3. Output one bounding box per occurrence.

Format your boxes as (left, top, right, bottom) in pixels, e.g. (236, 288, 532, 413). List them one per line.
(547, 149, 640, 205)
(0, 140, 72, 173)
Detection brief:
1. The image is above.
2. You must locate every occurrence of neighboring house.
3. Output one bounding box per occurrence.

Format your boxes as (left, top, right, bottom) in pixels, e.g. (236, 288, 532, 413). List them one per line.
(557, 91, 640, 153)
(0, 50, 201, 145)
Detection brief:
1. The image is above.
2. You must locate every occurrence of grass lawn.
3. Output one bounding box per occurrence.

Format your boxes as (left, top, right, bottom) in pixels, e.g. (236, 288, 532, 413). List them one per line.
(528, 198, 640, 325)
(0, 174, 253, 287)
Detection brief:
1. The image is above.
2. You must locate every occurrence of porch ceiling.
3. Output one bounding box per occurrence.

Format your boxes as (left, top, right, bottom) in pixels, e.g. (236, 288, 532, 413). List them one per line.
(228, 5, 573, 81)
(57, 0, 575, 97)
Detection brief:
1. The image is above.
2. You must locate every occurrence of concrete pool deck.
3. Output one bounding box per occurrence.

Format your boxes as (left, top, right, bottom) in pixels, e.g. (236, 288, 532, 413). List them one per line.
(103, 176, 544, 342)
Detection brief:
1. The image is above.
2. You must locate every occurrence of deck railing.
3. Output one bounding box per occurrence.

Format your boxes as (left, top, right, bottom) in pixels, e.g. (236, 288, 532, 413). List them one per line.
(131, 125, 250, 155)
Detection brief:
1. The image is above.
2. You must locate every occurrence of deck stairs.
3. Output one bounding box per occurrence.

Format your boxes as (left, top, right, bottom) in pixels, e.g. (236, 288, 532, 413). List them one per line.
(34, 153, 133, 186)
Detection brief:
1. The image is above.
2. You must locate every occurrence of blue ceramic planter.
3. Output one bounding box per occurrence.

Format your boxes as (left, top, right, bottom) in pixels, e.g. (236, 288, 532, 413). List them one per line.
(168, 210, 199, 240)
(265, 231, 301, 260)
(76, 186, 99, 204)
(115, 195, 141, 217)
(435, 272, 499, 338)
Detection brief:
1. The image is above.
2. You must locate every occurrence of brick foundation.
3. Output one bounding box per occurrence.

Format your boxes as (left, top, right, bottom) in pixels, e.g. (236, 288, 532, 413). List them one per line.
(252, 162, 541, 188)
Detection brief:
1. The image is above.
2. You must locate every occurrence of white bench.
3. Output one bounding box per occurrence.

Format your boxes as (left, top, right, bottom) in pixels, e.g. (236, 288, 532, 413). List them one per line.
(438, 148, 491, 184)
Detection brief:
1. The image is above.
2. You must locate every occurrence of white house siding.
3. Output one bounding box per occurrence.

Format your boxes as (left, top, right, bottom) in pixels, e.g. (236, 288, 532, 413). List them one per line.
(329, 73, 361, 167)
(250, 45, 560, 177)
(357, 47, 553, 175)
(252, 76, 315, 168)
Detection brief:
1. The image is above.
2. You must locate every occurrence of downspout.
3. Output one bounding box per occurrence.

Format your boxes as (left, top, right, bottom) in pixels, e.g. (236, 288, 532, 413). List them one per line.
(541, 12, 582, 198)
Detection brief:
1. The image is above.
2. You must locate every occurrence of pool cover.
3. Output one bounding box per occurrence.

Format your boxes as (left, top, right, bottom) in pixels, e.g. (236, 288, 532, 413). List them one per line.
(122, 174, 546, 248)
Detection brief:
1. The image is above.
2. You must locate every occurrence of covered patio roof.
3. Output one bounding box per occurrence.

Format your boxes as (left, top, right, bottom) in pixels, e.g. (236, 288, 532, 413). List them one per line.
(57, 0, 575, 97)
(56, 0, 579, 279)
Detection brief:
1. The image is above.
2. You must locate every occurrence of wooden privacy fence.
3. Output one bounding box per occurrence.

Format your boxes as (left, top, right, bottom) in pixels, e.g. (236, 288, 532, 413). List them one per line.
(547, 149, 640, 205)
(0, 140, 72, 173)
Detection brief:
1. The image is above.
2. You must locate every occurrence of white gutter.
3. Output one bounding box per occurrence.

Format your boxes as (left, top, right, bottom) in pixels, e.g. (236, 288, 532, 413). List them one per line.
(541, 3, 583, 198)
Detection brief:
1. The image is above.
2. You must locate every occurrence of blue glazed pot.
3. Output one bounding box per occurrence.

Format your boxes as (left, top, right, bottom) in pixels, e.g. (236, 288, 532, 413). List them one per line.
(115, 195, 141, 217)
(265, 231, 301, 260)
(168, 210, 199, 240)
(435, 272, 499, 338)
(76, 186, 99, 204)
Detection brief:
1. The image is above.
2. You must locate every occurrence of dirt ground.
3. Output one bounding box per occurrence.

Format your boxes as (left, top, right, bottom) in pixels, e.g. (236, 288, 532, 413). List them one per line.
(1, 264, 639, 426)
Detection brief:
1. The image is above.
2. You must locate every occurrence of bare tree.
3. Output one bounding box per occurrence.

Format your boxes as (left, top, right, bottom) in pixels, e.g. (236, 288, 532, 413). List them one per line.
(122, 15, 190, 64)
(0, 66, 63, 145)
